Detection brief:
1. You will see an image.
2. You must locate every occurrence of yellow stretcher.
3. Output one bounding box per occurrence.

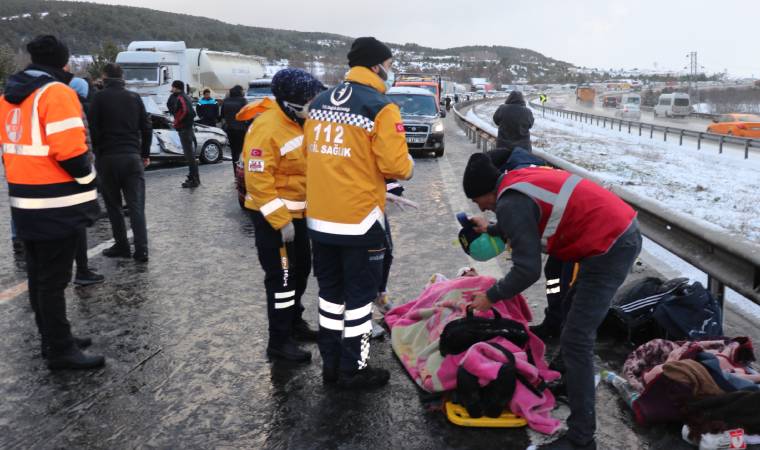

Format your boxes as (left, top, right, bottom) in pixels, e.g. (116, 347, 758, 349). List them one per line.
(444, 401, 528, 428)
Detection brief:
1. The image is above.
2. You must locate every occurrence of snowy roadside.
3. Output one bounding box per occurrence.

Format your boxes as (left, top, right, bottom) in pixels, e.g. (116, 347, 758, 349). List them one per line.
(467, 102, 760, 322)
(468, 103, 760, 243)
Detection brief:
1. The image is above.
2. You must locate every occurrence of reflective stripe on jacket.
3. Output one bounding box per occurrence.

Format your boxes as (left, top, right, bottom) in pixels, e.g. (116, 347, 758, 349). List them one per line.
(242, 97, 306, 230)
(498, 167, 636, 261)
(1, 79, 98, 240)
(304, 66, 414, 245)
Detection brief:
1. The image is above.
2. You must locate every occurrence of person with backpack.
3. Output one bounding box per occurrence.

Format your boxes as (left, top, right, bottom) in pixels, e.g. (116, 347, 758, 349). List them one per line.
(462, 153, 642, 450)
(167, 80, 200, 188)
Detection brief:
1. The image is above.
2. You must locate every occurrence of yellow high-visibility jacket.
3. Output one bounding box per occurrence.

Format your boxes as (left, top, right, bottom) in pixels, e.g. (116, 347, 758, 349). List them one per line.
(240, 97, 306, 230)
(304, 66, 414, 245)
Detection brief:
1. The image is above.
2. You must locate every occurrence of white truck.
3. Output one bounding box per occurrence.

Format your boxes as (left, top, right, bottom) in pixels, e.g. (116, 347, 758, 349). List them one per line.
(115, 41, 265, 109)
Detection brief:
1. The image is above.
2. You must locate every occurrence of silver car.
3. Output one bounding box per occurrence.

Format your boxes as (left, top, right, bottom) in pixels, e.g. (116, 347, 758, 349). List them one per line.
(142, 97, 228, 164)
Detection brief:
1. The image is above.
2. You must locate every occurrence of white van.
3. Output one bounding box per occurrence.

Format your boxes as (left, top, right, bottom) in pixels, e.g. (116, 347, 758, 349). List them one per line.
(615, 93, 641, 119)
(654, 93, 691, 118)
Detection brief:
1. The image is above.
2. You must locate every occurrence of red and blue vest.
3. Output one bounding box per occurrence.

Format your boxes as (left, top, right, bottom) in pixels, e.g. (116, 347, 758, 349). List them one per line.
(498, 167, 636, 261)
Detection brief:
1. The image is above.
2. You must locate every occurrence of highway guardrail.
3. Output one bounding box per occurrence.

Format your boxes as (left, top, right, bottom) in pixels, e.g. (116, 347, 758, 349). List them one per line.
(452, 99, 760, 309)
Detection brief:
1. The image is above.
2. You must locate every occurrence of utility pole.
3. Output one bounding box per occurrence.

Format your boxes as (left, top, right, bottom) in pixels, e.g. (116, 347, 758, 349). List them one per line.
(687, 51, 700, 105)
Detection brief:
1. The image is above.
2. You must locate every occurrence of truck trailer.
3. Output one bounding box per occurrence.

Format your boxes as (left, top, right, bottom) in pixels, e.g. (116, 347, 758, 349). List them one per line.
(115, 41, 265, 108)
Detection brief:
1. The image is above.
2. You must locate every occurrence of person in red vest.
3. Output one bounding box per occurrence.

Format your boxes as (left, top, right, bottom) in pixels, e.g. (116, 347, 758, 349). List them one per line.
(462, 153, 641, 450)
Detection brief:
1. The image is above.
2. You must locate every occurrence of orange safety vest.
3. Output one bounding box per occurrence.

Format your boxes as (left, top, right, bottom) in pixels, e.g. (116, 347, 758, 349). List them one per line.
(1, 76, 98, 240)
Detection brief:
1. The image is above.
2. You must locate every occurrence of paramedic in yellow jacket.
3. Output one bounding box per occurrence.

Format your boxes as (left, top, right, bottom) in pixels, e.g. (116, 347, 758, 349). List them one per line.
(304, 37, 414, 389)
(239, 69, 325, 362)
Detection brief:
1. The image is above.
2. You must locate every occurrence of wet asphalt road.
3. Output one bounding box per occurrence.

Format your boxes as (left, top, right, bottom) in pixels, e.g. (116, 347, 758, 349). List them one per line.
(0, 116, 758, 449)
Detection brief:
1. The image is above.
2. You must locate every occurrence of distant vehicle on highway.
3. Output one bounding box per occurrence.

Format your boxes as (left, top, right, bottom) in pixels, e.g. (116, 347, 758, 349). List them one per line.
(707, 113, 760, 138)
(143, 97, 228, 165)
(576, 85, 596, 106)
(246, 79, 273, 101)
(602, 95, 620, 108)
(614, 94, 641, 119)
(654, 93, 691, 118)
(386, 86, 445, 157)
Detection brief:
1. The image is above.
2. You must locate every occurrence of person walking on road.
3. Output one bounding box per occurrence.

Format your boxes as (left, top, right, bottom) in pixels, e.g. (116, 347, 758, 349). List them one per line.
(167, 80, 200, 188)
(221, 85, 248, 169)
(89, 63, 152, 263)
(69, 74, 105, 285)
(241, 69, 323, 362)
(0, 35, 105, 370)
(196, 88, 219, 127)
(304, 37, 414, 389)
(492, 90, 534, 151)
(462, 153, 642, 450)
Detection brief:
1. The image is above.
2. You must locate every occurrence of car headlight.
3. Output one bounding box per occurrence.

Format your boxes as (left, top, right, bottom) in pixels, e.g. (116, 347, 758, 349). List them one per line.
(432, 120, 444, 133)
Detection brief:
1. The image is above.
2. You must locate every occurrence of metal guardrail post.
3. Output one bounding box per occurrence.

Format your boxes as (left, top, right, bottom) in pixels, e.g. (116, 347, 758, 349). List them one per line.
(698, 133, 702, 150)
(745, 140, 750, 159)
(603, 118, 607, 128)
(708, 277, 726, 310)
(639, 123, 642, 136)
(679, 130, 684, 146)
(628, 122, 632, 134)
(719, 136, 724, 154)
(650, 124, 654, 139)
(664, 127, 668, 142)
(618, 120, 622, 132)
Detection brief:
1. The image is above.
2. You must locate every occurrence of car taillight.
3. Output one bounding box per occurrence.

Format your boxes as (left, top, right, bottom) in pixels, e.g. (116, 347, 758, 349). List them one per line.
(737, 124, 747, 130)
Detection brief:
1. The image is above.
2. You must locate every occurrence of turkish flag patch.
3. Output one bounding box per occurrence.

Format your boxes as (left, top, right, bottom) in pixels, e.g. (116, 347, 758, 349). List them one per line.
(395, 123, 405, 133)
(250, 148, 263, 157)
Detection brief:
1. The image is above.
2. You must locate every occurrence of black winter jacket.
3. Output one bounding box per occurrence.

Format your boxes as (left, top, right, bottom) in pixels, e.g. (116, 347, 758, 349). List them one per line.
(220, 95, 248, 131)
(196, 98, 219, 126)
(167, 92, 195, 130)
(88, 78, 153, 158)
(492, 91, 534, 151)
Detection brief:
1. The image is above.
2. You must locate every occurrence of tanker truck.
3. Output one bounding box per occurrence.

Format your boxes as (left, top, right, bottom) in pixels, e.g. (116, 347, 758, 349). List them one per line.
(115, 41, 265, 109)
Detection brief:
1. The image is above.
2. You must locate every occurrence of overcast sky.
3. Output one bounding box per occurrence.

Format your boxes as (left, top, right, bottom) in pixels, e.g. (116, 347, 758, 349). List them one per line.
(88, 0, 759, 77)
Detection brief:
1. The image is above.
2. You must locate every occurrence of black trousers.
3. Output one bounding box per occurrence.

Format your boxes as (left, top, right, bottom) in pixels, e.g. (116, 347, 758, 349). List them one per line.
(313, 240, 385, 373)
(178, 128, 199, 182)
(227, 128, 246, 165)
(75, 227, 88, 273)
(250, 212, 310, 344)
(24, 235, 77, 353)
(97, 153, 148, 253)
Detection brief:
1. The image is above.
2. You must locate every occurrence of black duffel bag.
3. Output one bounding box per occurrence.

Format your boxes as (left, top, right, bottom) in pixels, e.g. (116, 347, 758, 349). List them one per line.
(439, 307, 528, 356)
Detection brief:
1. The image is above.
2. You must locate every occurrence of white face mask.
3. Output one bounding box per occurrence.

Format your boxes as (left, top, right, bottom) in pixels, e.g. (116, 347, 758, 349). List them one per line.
(377, 64, 395, 91)
(282, 100, 310, 120)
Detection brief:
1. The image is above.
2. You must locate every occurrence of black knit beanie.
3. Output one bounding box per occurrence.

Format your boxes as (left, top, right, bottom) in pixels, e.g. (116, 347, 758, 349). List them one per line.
(27, 35, 70, 69)
(347, 37, 393, 68)
(463, 153, 501, 198)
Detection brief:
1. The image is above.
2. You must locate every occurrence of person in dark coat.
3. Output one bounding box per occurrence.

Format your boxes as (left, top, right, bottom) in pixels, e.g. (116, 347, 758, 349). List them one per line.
(196, 88, 219, 126)
(220, 85, 248, 167)
(89, 63, 152, 262)
(492, 90, 534, 151)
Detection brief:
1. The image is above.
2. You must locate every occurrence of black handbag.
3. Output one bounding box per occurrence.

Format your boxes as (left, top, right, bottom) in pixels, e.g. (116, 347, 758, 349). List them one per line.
(439, 306, 528, 356)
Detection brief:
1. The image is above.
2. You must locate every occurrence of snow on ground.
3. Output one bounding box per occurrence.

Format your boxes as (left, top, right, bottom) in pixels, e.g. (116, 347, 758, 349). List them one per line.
(467, 101, 760, 318)
(469, 103, 760, 243)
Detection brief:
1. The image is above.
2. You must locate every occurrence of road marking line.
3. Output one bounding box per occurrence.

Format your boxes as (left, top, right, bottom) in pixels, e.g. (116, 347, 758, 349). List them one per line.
(0, 230, 133, 304)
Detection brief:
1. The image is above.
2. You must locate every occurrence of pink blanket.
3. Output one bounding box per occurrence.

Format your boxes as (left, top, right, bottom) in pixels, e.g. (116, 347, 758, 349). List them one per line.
(386, 275, 561, 434)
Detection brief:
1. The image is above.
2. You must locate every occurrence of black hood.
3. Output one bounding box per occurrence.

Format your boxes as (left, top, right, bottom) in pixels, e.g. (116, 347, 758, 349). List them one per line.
(103, 77, 126, 89)
(3, 64, 73, 105)
(505, 90, 526, 106)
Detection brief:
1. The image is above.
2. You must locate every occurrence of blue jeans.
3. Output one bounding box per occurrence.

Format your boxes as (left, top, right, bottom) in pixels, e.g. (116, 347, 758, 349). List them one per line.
(562, 221, 642, 444)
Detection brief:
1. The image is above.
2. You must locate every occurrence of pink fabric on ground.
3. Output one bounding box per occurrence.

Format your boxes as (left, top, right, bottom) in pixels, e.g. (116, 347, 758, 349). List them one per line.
(386, 275, 561, 434)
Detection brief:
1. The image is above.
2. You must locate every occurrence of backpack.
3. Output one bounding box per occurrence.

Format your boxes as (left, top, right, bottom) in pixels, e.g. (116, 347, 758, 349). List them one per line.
(652, 281, 723, 340)
(603, 277, 689, 344)
(439, 307, 528, 356)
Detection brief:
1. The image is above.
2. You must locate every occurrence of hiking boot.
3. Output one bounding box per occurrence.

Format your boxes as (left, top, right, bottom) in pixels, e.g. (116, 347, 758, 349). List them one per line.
(41, 336, 93, 358)
(181, 179, 200, 188)
(266, 339, 311, 363)
(133, 249, 149, 263)
(47, 347, 105, 370)
(532, 436, 596, 450)
(102, 244, 131, 258)
(323, 366, 339, 384)
(337, 366, 390, 390)
(292, 319, 317, 342)
(73, 269, 105, 286)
